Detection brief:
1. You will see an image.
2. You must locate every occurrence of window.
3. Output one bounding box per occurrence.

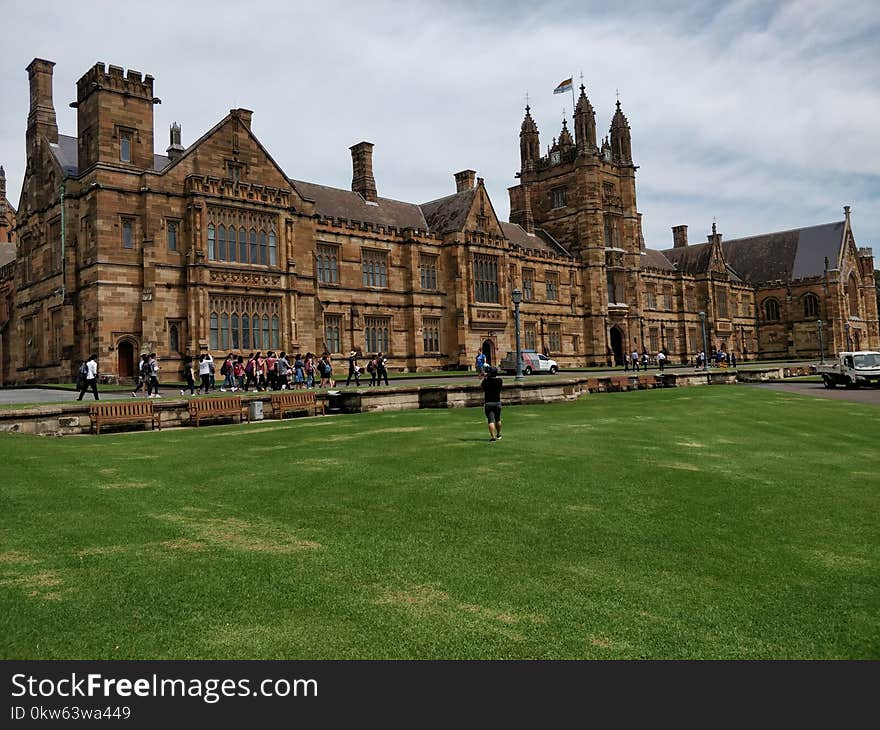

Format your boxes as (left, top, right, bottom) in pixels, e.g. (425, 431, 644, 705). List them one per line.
(209, 295, 280, 352)
(551, 187, 567, 209)
(422, 317, 440, 353)
(122, 218, 134, 249)
(763, 298, 780, 321)
(167, 221, 179, 252)
(472, 253, 499, 303)
(548, 323, 561, 353)
(649, 328, 659, 354)
(604, 214, 616, 247)
(664, 285, 674, 312)
(546, 272, 559, 301)
(227, 163, 242, 183)
(803, 293, 819, 318)
(716, 289, 728, 318)
(317, 244, 339, 284)
(324, 314, 341, 353)
(689, 327, 698, 353)
(49, 219, 61, 272)
(362, 249, 389, 287)
(572, 334, 579, 353)
(207, 207, 278, 265)
(120, 132, 132, 163)
(169, 323, 180, 353)
(524, 322, 537, 351)
(420, 254, 438, 290)
(364, 316, 390, 353)
(522, 269, 534, 301)
(686, 285, 696, 311)
(646, 285, 656, 309)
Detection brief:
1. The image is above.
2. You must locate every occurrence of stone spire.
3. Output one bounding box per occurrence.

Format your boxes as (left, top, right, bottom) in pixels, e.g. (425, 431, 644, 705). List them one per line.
(574, 83, 597, 152)
(610, 99, 632, 164)
(166, 122, 184, 161)
(557, 117, 574, 150)
(519, 105, 540, 172)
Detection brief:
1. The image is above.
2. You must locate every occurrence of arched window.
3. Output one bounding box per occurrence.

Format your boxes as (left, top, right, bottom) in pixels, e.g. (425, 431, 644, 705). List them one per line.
(269, 230, 277, 266)
(218, 224, 226, 261)
(252, 315, 261, 349)
(803, 293, 819, 318)
(259, 231, 267, 265)
(763, 298, 780, 322)
(169, 324, 179, 353)
(848, 273, 860, 317)
(207, 224, 215, 259)
(210, 313, 219, 350)
(242, 314, 250, 349)
(271, 315, 279, 348)
(231, 314, 239, 350)
(220, 313, 229, 350)
(227, 226, 237, 262)
(239, 228, 247, 263)
(250, 229, 258, 264)
(262, 315, 270, 349)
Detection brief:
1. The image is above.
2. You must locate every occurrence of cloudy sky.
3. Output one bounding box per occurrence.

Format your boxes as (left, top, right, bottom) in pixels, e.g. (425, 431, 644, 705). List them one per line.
(1, 0, 878, 251)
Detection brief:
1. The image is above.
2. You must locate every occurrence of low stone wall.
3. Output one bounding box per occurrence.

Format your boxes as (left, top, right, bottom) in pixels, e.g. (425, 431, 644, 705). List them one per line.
(736, 364, 816, 382)
(0, 367, 795, 436)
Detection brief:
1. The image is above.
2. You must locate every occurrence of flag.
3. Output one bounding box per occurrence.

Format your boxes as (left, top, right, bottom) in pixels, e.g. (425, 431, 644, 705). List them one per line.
(553, 77, 573, 95)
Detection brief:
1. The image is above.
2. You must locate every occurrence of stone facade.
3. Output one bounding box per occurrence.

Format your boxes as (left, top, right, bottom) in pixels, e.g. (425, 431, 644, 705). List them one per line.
(0, 61, 877, 385)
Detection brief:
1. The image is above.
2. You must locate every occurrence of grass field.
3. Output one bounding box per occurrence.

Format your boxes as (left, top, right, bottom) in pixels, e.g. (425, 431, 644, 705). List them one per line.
(1, 386, 877, 659)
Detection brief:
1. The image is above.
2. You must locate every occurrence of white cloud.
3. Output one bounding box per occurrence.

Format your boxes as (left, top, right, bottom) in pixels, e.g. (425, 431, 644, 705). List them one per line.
(1, 0, 878, 252)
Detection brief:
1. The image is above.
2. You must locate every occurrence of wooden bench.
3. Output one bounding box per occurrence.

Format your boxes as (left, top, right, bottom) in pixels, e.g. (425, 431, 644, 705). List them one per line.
(90, 401, 160, 435)
(586, 377, 604, 393)
(272, 390, 324, 419)
(610, 375, 633, 392)
(188, 396, 249, 427)
(638, 374, 658, 389)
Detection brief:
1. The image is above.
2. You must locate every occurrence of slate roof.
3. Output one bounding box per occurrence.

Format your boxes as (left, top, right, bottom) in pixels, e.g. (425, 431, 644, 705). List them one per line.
(292, 179, 428, 230)
(722, 221, 844, 283)
(0, 242, 15, 268)
(659, 220, 845, 284)
(50, 134, 172, 176)
(419, 189, 476, 234)
(499, 222, 571, 256)
(642, 248, 675, 271)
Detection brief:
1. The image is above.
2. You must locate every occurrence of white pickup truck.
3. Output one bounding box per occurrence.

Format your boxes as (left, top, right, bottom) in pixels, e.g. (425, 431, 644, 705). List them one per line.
(817, 351, 880, 388)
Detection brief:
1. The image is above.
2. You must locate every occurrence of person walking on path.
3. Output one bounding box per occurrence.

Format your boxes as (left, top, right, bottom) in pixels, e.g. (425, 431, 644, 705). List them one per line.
(318, 353, 334, 388)
(130, 353, 150, 397)
(146, 353, 161, 397)
(475, 350, 487, 377)
(196, 354, 212, 394)
(305, 353, 315, 389)
(221, 354, 235, 391)
(480, 366, 503, 442)
(376, 351, 389, 386)
(346, 350, 361, 387)
(367, 354, 378, 386)
(657, 350, 666, 372)
(233, 355, 245, 391)
(77, 354, 99, 401)
(180, 355, 196, 396)
(293, 353, 305, 389)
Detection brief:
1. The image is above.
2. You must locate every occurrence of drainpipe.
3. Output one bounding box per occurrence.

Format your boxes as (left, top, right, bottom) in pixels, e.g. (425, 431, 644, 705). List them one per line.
(60, 181, 66, 301)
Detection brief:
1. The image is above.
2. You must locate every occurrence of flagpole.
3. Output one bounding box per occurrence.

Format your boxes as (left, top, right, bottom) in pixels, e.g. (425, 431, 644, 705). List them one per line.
(570, 76, 576, 117)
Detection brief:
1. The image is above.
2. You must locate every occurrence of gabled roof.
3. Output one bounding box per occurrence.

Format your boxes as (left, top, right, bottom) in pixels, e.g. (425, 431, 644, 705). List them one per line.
(661, 242, 713, 275)
(642, 248, 675, 271)
(722, 221, 844, 283)
(50, 134, 171, 177)
(500, 221, 571, 256)
(419, 189, 476, 234)
(292, 179, 428, 230)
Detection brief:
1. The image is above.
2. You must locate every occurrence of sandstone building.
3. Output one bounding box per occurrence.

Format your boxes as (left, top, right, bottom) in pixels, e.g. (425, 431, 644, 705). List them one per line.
(0, 59, 877, 384)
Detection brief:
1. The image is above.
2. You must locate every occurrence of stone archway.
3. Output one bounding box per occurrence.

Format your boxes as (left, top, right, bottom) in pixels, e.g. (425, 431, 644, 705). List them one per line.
(117, 339, 136, 379)
(481, 339, 495, 366)
(610, 326, 624, 366)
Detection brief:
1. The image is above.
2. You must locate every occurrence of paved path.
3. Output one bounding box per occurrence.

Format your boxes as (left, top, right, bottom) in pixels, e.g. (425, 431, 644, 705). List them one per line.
(745, 381, 880, 405)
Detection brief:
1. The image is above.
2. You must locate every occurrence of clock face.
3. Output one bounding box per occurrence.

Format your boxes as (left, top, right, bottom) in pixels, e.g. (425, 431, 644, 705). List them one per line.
(551, 151, 561, 164)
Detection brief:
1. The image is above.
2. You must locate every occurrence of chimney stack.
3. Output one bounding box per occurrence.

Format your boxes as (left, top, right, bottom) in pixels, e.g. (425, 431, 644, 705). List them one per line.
(350, 141, 377, 203)
(455, 169, 476, 193)
(672, 224, 688, 248)
(167, 122, 184, 161)
(26, 58, 59, 154)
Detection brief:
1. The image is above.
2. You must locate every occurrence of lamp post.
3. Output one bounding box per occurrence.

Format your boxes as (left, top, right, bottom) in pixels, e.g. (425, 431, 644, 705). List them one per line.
(817, 319, 825, 364)
(698, 311, 708, 370)
(512, 288, 524, 381)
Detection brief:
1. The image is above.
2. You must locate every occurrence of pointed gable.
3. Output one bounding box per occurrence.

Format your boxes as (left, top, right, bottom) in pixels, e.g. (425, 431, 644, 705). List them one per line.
(421, 179, 504, 237)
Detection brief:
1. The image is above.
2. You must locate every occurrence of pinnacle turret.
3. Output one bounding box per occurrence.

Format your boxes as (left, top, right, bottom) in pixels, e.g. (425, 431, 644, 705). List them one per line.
(574, 83, 597, 152)
(519, 104, 540, 172)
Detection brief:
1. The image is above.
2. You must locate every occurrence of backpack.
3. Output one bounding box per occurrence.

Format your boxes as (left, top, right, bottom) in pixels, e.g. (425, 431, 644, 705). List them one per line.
(245, 359, 255, 375)
(79, 362, 89, 379)
(220, 360, 229, 376)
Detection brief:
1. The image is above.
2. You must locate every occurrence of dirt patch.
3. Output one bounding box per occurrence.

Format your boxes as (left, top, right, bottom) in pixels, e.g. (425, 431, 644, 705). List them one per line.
(158, 538, 206, 552)
(589, 635, 614, 649)
(98, 468, 116, 475)
(374, 585, 449, 608)
(0, 569, 67, 601)
(812, 550, 869, 570)
(0, 551, 36, 565)
(98, 482, 154, 490)
(151, 513, 321, 553)
(566, 504, 599, 513)
(77, 545, 127, 558)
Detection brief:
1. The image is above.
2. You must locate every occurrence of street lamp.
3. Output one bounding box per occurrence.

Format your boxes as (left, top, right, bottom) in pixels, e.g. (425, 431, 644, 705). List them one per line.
(512, 288, 524, 381)
(698, 311, 708, 370)
(817, 319, 825, 364)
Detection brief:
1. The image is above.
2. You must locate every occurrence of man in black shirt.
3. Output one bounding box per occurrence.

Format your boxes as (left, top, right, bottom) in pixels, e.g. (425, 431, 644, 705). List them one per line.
(480, 366, 503, 442)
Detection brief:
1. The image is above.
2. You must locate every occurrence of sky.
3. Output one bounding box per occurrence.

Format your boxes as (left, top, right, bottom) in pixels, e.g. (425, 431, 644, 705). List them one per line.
(1, 0, 878, 251)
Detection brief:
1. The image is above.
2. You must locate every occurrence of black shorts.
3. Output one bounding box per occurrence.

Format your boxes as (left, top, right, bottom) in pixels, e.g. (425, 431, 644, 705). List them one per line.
(484, 402, 501, 424)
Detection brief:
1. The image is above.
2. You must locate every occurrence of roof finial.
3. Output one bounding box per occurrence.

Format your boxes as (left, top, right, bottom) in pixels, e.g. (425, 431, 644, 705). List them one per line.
(0, 165, 5, 181)
(843, 204, 851, 224)
(712, 217, 717, 236)
(524, 91, 530, 111)
(579, 70, 585, 92)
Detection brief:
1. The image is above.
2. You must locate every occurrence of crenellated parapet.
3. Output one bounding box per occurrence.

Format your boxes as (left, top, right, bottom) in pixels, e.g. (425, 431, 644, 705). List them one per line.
(75, 62, 156, 104)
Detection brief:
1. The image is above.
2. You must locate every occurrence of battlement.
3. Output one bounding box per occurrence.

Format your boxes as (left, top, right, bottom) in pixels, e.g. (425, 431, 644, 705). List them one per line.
(76, 62, 156, 104)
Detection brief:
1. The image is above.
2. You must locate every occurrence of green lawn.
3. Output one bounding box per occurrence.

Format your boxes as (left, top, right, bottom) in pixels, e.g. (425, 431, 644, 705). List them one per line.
(1, 386, 877, 659)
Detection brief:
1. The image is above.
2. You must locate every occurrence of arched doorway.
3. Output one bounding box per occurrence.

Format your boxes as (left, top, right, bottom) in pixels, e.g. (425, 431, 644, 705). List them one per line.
(117, 340, 135, 379)
(481, 339, 495, 366)
(610, 326, 624, 366)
